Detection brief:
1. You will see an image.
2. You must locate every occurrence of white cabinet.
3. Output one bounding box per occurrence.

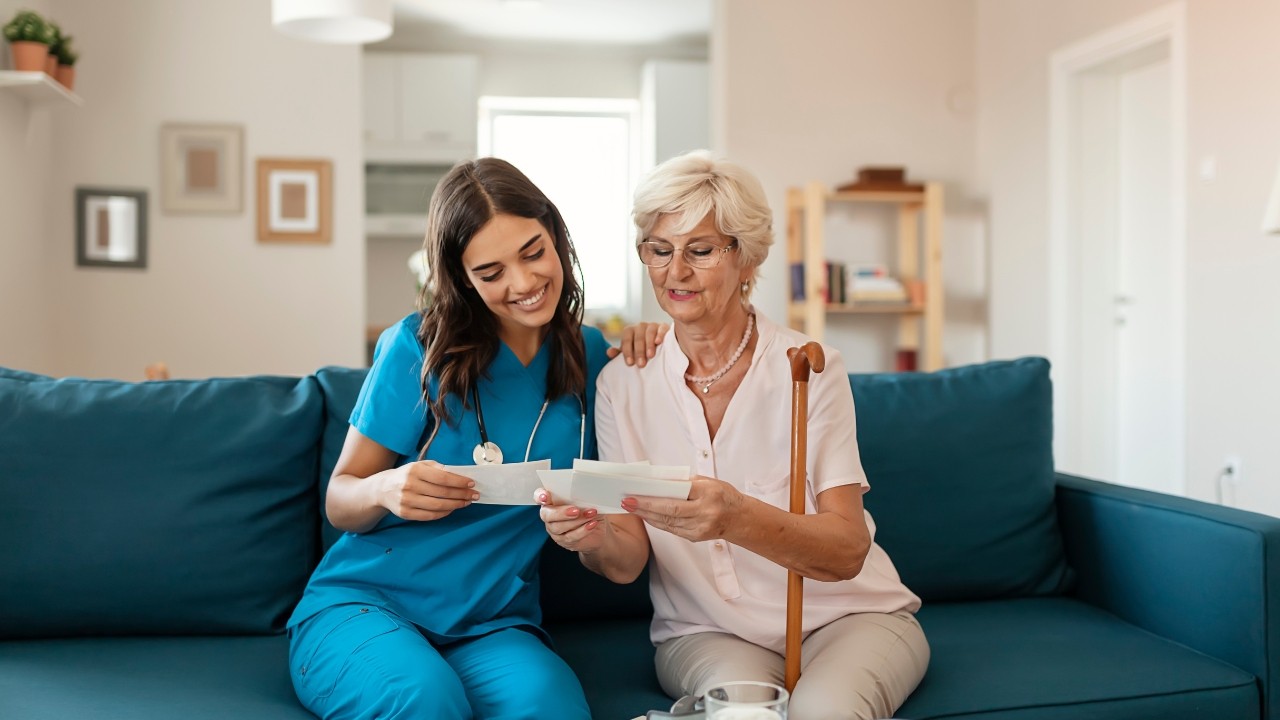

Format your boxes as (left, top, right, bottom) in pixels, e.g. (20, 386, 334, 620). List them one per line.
(362, 52, 479, 164)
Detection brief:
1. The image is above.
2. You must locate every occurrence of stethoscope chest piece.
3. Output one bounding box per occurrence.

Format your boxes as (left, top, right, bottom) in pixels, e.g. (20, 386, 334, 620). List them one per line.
(473, 440, 503, 465)
(469, 382, 583, 466)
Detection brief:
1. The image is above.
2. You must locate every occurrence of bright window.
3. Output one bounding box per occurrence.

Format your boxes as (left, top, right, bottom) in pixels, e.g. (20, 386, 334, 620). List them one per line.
(479, 97, 640, 318)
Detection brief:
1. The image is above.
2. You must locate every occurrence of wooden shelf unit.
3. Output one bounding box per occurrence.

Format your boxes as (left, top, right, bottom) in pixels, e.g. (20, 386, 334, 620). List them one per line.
(786, 180, 944, 371)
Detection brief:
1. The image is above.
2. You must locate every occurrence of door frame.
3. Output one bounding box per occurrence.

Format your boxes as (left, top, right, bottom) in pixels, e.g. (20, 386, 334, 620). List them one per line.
(1048, 2, 1187, 488)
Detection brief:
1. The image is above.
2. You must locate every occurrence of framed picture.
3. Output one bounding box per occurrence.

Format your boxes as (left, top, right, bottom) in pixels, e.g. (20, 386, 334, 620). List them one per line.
(75, 187, 148, 269)
(256, 158, 332, 244)
(159, 123, 244, 213)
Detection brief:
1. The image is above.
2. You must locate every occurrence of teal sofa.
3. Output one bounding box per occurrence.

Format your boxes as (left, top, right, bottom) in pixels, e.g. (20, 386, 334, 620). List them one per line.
(2, 358, 1277, 720)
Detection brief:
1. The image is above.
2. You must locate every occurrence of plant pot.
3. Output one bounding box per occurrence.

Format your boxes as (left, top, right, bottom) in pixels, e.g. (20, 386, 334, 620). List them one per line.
(55, 64, 75, 91)
(44, 53, 57, 77)
(9, 41, 48, 72)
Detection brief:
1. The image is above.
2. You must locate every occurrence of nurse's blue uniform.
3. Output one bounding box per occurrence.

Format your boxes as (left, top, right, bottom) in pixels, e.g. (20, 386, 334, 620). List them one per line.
(288, 312, 609, 720)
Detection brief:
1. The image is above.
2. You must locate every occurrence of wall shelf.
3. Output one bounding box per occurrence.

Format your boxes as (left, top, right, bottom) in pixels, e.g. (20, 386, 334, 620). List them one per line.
(0, 71, 81, 106)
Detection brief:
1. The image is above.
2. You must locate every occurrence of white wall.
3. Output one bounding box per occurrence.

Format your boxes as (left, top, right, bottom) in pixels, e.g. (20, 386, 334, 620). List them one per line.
(0, 0, 54, 373)
(1, 0, 365, 380)
(713, 0, 986, 373)
(978, 0, 1280, 514)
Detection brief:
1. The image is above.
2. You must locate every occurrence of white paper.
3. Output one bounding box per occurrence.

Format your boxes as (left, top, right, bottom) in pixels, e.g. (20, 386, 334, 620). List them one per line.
(443, 459, 550, 506)
(536, 464, 692, 515)
(572, 459, 691, 481)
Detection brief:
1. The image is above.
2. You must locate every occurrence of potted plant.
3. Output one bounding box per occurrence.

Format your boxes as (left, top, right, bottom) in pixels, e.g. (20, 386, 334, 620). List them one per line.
(53, 34, 76, 90)
(2, 9, 54, 73)
(43, 20, 60, 76)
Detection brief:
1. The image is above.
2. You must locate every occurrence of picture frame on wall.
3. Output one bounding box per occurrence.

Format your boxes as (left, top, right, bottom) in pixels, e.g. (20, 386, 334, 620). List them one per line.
(75, 187, 148, 269)
(159, 123, 244, 214)
(256, 158, 332, 244)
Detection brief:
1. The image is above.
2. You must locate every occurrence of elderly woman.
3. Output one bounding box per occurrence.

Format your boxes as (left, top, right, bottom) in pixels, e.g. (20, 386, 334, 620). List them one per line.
(537, 151, 929, 720)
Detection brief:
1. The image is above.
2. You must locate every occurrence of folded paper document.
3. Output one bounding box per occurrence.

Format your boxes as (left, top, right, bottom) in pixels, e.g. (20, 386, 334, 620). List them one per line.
(536, 460, 692, 514)
(443, 460, 550, 506)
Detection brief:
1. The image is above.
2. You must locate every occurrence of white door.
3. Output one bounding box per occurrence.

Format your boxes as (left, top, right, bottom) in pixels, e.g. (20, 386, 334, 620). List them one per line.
(1115, 59, 1179, 491)
(1051, 5, 1186, 496)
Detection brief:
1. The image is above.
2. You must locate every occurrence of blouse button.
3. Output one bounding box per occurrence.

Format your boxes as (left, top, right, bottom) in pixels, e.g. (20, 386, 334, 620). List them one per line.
(701, 450, 709, 458)
(714, 541, 725, 550)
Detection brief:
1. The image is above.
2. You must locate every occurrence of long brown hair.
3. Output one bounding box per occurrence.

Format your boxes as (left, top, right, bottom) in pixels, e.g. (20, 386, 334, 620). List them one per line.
(416, 158, 587, 425)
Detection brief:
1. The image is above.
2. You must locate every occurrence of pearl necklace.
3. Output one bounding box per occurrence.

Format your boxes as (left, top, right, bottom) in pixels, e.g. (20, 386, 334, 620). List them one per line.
(684, 313, 755, 394)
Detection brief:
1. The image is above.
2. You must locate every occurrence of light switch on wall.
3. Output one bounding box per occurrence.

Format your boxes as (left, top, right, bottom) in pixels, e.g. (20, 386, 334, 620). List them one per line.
(1198, 155, 1217, 181)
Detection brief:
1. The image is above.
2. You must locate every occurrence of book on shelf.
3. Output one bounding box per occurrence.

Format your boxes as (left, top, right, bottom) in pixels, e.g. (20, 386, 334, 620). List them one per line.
(848, 269, 907, 303)
(792, 260, 914, 306)
(789, 262, 805, 301)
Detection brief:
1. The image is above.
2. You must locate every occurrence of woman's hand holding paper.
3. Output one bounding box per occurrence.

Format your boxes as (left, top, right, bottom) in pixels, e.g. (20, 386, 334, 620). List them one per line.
(535, 489, 607, 552)
(619, 475, 745, 543)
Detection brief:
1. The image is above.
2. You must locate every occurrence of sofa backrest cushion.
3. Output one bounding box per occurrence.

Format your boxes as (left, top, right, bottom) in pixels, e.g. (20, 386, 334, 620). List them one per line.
(853, 357, 1074, 601)
(314, 366, 370, 549)
(0, 366, 49, 381)
(0, 371, 323, 638)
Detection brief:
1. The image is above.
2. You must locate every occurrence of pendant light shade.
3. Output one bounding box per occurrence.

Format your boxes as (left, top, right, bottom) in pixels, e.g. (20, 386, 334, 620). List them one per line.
(273, 0, 392, 44)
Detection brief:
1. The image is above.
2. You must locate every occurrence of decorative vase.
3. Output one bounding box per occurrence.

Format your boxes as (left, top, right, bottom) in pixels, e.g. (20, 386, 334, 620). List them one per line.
(55, 64, 75, 91)
(43, 52, 57, 76)
(9, 41, 48, 72)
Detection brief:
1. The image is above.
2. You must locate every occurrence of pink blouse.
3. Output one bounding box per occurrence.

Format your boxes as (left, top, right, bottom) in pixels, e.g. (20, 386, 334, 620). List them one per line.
(595, 311, 921, 653)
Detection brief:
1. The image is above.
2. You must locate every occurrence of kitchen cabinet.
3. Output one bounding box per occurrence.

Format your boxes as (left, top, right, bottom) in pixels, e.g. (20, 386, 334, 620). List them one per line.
(362, 52, 478, 164)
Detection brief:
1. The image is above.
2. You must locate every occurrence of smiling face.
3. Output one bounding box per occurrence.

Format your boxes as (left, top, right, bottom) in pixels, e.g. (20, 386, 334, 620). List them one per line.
(647, 210, 752, 328)
(461, 213, 564, 344)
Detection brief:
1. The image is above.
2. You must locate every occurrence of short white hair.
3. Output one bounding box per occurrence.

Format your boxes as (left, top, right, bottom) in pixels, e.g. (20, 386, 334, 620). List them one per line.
(632, 150, 773, 297)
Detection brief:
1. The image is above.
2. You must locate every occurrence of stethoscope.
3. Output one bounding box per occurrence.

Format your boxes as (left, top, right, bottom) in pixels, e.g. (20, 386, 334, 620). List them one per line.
(471, 383, 585, 465)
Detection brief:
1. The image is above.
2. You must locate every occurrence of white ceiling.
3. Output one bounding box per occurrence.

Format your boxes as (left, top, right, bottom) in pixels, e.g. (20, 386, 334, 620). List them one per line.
(393, 0, 712, 45)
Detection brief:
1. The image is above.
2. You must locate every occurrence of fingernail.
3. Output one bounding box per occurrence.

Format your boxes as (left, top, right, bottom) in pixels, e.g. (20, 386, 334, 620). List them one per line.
(535, 491, 547, 504)
(583, 508, 597, 518)
(566, 507, 580, 517)
(584, 520, 599, 531)
(472, 493, 480, 501)
(621, 498, 637, 511)
(467, 480, 476, 488)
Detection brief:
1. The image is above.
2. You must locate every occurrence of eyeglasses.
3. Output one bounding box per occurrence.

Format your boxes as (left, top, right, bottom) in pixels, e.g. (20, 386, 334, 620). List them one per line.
(636, 239, 738, 269)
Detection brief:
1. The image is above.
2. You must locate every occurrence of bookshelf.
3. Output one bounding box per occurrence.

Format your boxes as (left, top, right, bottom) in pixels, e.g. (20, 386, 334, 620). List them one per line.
(785, 180, 944, 371)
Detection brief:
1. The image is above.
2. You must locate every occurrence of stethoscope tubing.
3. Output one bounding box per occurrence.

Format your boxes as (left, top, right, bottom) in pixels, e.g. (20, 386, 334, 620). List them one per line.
(472, 383, 585, 464)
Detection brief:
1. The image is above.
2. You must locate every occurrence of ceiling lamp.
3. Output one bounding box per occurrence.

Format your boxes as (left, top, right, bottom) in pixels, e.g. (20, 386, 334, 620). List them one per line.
(272, 0, 393, 44)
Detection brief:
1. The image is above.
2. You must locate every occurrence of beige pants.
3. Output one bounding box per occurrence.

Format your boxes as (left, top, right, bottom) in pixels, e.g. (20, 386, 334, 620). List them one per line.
(655, 611, 929, 720)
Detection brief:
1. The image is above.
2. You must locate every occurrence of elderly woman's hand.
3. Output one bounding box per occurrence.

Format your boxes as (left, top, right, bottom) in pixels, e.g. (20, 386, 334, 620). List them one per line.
(620, 476, 745, 543)
(606, 322, 669, 367)
(535, 488, 609, 553)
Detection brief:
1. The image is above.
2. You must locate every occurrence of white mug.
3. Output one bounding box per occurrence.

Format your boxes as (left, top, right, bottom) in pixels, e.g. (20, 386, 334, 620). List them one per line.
(702, 681, 789, 720)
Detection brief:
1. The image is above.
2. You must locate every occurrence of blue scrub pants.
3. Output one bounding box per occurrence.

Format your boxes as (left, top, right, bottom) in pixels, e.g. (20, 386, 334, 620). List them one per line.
(289, 604, 591, 720)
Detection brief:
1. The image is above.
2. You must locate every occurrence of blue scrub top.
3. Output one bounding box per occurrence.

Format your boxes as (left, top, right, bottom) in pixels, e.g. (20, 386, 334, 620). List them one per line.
(290, 312, 611, 645)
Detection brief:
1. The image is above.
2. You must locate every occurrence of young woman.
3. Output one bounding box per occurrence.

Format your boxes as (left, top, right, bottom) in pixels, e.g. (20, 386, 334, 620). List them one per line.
(287, 158, 611, 720)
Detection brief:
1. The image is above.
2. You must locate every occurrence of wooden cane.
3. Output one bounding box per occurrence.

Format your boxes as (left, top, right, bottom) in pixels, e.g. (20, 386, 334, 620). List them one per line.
(785, 342, 825, 693)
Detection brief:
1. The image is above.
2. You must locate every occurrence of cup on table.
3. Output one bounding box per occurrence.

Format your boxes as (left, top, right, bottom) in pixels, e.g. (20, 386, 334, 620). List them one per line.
(702, 681, 789, 720)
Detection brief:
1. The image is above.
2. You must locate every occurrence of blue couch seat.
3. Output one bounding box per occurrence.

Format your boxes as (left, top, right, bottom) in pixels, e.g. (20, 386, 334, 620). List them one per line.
(0, 637, 313, 720)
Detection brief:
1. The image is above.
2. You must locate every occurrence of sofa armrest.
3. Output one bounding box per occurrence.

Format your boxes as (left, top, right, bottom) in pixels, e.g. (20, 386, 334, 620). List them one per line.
(1056, 473, 1280, 719)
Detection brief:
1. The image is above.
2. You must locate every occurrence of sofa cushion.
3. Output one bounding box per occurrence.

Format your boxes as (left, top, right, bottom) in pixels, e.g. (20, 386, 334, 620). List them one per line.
(0, 373, 323, 638)
(546, 619, 670, 720)
(0, 636, 314, 720)
(540, 541, 653, 623)
(0, 365, 49, 381)
(898, 597, 1259, 719)
(853, 357, 1073, 601)
(314, 366, 369, 550)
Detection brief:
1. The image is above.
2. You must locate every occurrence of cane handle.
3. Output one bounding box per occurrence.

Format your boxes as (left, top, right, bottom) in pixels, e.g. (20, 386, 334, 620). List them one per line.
(787, 343, 826, 382)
